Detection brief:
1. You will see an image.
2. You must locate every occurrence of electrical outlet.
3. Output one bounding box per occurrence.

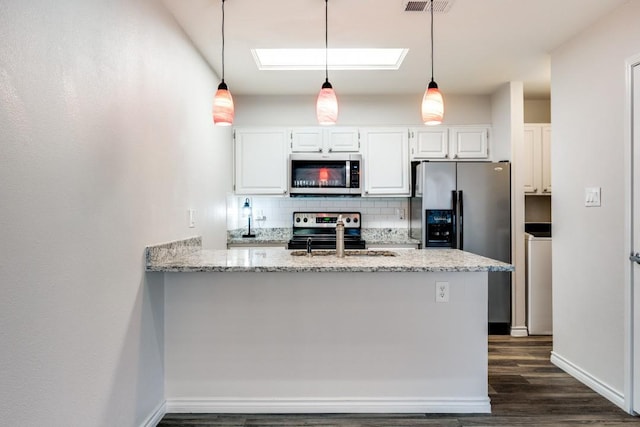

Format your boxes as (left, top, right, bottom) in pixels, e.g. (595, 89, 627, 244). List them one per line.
(396, 208, 406, 220)
(435, 281, 449, 303)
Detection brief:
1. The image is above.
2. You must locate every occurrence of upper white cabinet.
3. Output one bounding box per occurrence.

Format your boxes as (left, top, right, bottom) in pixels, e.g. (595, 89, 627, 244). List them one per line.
(361, 127, 410, 196)
(410, 128, 449, 159)
(523, 124, 551, 195)
(410, 126, 489, 160)
(448, 126, 489, 159)
(290, 127, 359, 153)
(234, 128, 289, 195)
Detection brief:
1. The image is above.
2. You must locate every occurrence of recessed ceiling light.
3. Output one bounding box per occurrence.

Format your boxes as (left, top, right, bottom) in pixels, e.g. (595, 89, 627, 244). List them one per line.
(251, 48, 409, 71)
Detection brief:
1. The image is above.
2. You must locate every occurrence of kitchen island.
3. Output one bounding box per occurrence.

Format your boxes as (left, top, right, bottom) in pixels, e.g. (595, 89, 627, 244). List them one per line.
(146, 237, 513, 415)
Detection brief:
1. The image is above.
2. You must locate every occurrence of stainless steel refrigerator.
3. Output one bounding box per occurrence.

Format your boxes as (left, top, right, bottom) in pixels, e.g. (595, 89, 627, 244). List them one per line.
(410, 161, 512, 333)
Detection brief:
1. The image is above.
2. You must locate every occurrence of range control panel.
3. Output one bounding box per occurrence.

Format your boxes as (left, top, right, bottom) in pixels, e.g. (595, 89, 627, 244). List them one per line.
(292, 212, 361, 229)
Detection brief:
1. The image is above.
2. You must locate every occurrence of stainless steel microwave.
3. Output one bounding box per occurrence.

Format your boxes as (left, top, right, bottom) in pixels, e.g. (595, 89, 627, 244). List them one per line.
(289, 153, 363, 196)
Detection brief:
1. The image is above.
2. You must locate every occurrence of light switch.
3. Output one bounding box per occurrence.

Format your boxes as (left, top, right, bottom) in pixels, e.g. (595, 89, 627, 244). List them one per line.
(585, 187, 601, 207)
(188, 209, 196, 228)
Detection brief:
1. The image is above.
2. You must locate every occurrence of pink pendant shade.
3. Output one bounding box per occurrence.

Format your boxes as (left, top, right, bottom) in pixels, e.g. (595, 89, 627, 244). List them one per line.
(317, 0, 338, 125)
(213, 0, 234, 126)
(421, 0, 444, 126)
(316, 80, 338, 125)
(213, 81, 234, 126)
(421, 80, 444, 125)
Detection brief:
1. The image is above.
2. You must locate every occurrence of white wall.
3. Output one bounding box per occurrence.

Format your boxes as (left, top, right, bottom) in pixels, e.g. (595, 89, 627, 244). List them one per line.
(524, 99, 551, 123)
(550, 0, 640, 407)
(234, 94, 492, 126)
(0, 0, 231, 425)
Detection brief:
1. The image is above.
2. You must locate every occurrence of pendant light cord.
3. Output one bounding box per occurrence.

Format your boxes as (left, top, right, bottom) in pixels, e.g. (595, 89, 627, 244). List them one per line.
(325, 0, 329, 83)
(221, 0, 226, 82)
(430, 0, 434, 82)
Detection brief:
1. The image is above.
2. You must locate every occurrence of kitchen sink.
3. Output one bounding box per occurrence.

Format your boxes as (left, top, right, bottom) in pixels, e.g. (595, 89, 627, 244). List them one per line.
(290, 249, 397, 257)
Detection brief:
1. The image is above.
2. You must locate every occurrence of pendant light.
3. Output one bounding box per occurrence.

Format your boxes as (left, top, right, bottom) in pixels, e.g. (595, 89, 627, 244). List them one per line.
(316, 0, 338, 125)
(421, 0, 444, 125)
(213, 0, 234, 126)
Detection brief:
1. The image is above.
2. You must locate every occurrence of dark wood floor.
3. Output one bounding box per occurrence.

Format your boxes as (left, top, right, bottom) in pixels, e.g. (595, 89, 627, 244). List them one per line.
(159, 336, 640, 426)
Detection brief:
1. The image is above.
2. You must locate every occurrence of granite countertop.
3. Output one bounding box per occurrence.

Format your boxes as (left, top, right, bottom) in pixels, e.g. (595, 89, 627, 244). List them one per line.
(226, 228, 421, 247)
(146, 237, 513, 273)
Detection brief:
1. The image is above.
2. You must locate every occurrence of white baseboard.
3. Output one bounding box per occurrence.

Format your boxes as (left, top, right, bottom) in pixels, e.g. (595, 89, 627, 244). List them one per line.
(550, 351, 625, 410)
(140, 401, 166, 427)
(165, 397, 491, 414)
(510, 326, 529, 337)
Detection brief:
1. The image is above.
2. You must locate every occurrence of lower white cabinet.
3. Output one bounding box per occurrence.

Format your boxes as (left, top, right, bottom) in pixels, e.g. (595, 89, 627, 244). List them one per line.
(361, 128, 410, 196)
(234, 128, 289, 195)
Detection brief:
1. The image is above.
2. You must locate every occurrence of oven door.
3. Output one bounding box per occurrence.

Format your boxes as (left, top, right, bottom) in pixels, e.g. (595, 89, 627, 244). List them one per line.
(289, 154, 362, 196)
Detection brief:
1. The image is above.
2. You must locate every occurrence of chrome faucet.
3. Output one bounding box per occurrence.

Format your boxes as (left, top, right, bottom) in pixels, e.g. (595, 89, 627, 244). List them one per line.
(336, 215, 345, 258)
(307, 237, 312, 256)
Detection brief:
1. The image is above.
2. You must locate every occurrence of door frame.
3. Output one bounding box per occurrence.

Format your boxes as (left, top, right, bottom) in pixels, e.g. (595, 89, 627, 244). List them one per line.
(625, 53, 640, 415)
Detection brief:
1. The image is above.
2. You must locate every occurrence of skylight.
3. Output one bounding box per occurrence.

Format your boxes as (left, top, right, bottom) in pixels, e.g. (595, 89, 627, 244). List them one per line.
(251, 48, 409, 71)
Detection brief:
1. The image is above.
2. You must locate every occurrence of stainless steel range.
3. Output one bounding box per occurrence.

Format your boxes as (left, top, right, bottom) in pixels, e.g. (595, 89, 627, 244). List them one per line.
(287, 212, 366, 250)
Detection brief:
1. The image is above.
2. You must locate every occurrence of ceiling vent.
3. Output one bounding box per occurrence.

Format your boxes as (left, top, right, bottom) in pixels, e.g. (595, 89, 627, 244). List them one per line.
(403, 0, 454, 13)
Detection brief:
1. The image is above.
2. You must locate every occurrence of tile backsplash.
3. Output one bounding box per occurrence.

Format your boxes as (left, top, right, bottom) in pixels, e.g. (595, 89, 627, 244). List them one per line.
(227, 195, 410, 230)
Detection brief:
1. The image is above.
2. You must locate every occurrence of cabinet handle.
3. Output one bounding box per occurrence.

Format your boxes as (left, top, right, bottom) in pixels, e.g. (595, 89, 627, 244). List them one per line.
(453, 154, 458, 159)
(533, 188, 538, 193)
(328, 148, 333, 153)
(318, 148, 322, 153)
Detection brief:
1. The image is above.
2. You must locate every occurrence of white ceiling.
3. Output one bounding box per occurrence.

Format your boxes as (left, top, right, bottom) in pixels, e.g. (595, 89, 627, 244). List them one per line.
(162, 0, 627, 98)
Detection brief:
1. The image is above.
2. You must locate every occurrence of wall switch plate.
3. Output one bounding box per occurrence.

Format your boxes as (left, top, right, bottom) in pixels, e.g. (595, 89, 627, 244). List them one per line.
(436, 281, 449, 303)
(188, 209, 196, 228)
(585, 187, 601, 207)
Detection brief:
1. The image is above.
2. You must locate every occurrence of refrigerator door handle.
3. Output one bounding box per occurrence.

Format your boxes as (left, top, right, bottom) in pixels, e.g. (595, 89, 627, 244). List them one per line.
(631, 252, 640, 264)
(458, 190, 464, 250)
(451, 190, 458, 249)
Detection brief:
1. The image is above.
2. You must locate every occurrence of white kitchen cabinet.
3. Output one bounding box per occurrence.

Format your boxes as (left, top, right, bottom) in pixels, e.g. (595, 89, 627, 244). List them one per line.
(410, 126, 489, 160)
(410, 128, 448, 159)
(449, 126, 489, 159)
(234, 128, 289, 195)
(361, 127, 410, 196)
(523, 124, 551, 195)
(290, 127, 359, 153)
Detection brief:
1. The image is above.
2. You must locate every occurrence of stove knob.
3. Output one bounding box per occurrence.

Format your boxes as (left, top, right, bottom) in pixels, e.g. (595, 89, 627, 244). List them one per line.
(353, 217, 359, 223)
(303, 217, 308, 223)
(345, 218, 351, 223)
(295, 217, 301, 223)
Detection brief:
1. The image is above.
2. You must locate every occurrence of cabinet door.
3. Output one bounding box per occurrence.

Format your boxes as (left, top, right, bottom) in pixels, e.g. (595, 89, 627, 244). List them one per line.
(411, 128, 448, 159)
(290, 128, 323, 153)
(541, 125, 552, 194)
(523, 126, 542, 194)
(234, 128, 289, 195)
(361, 128, 410, 196)
(326, 127, 360, 152)
(449, 126, 489, 159)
